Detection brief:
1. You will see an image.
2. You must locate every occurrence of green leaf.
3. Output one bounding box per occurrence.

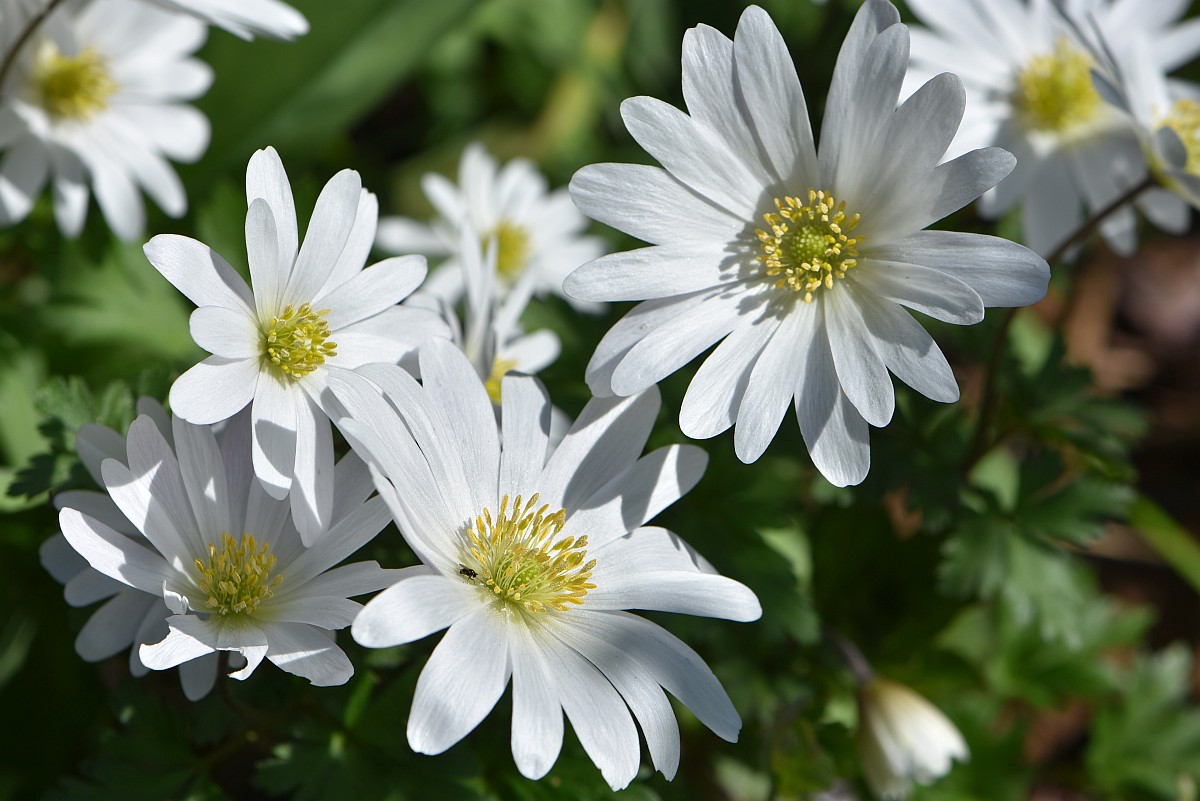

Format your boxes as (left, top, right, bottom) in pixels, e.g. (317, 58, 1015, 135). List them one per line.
(1127, 493, 1200, 596)
(191, 0, 480, 177)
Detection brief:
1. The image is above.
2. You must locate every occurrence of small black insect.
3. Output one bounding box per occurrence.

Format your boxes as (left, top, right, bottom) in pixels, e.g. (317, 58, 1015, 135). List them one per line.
(458, 565, 478, 582)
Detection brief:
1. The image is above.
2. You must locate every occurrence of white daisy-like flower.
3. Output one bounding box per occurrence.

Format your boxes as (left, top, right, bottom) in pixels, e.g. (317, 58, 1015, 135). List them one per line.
(1083, 23, 1200, 212)
(904, 0, 1200, 256)
(564, 2, 1049, 486)
(0, 0, 211, 241)
(453, 227, 560, 404)
(39, 398, 225, 699)
(145, 0, 308, 40)
(857, 678, 968, 800)
(376, 142, 606, 310)
(56, 406, 397, 692)
(144, 146, 449, 544)
(329, 340, 760, 791)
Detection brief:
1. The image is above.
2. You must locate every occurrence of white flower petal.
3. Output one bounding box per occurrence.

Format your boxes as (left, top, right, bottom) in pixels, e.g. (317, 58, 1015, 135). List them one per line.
(144, 234, 254, 315)
(510, 624, 564, 780)
(294, 561, 399, 600)
(855, 290, 959, 404)
(59, 508, 173, 594)
(40, 533, 90, 584)
(499, 375, 552, 500)
(854, 259, 985, 325)
(289, 397, 334, 545)
(824, 289, 895, 428)
(169, 356, 259, 425)
(75, 424, 127, 485)
(733, 308, 814, 463)
(75, 590, 156, 661)
(351, 567, 478, 647)
(246, 196, 285, 320)
(64, 569, 124, 607)
(320, 255, 427, 330)
(179, 651, 218, 700)
(568, 163, 742, 247)
(246, 146, 298, 267)
(285, 169, 362, 304)
(565, 245, 736, 302)
(54, 490, 135, 536)
(794, 322, 871, 487)
(251, 372, 299, 499)
(263, 622, 353, 686)
(318, 189, 379, 297)
(189, 305, 261, 360)
(407, 609, 512, 755)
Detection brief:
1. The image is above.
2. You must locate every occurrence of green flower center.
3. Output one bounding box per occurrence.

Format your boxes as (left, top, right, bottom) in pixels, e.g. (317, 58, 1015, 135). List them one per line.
(755, 190, 863, 303)
(263, 303, 336, 380)
(463, 493, 595, 615)
(1015, 38, 1101, 133)
(1159, 98, 1200, 175)
(194, 532, 282, 616)
(31, 42, 117, 121)
(485, 220, 530, 281)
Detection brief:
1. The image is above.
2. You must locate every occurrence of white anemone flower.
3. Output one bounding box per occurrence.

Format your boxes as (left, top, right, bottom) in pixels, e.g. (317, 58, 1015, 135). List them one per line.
(145, 0, 308, 40)
(904, 0, 1200, 256)
(858, 678, 969, 800)
(144, 147, 449, 544)
(56, 406, 397, 692)
(453, 227, 561, 404)
(39, 399, 226, 699)
(0, 0, 211, 240)
(564, 2, 1048, 486)
(1082, 25, 1200, 211)
(375, 142, 606, 310)
(330, 340, 761, 790)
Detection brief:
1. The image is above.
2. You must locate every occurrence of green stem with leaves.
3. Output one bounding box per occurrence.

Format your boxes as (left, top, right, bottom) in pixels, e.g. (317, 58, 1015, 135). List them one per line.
(963, 174, 1157, 471)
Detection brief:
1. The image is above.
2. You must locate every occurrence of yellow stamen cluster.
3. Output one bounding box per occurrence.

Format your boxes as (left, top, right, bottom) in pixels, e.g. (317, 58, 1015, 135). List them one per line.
(263, 303, 335, 379)
(464, 493, 596, 615)
(194, 532, 282, 616)
(485, 356, 519, 405)
(31, 42, 117, 122)
(755, 190, 862, 303)
(1160, 98, 1200, 176)
(486, 220, 531, 281)
(1015, 38, 1101, 133)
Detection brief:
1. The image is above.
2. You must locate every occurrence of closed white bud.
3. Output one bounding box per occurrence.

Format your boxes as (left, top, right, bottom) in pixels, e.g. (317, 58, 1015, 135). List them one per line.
(857, 678, 969, 800)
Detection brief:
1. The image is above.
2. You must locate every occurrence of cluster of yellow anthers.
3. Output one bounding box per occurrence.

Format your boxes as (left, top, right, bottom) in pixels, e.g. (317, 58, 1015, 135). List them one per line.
(194, 532, 282, 617)
(263, 303, 336, 379)
(1015, 37, 1101, 133)
(756, 189, 862, 303)
(1161, 98, 1200, 176)
(32, 43, 117, 122)
(485, 220, 530, 281)
(464, 493, 596, 615)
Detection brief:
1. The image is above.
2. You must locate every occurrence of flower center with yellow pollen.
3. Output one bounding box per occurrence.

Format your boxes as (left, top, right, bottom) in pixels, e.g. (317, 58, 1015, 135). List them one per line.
(1159, 98, 1200, 176)
(485, 220, 530, 281)
(1015, 38, 1101, 133)
(30, 42, 117, 121)
(463, 493, 595, 615)
(194, 532, 282, 616)
(263, 303, 336, 379)
(484, 356, 519, 404)
(755, 190, 862, 303)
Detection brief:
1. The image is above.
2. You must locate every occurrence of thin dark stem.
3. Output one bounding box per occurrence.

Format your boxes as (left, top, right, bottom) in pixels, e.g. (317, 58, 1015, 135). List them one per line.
(962, 174, 1156, 472)
(827, 630, 874, 685)
(0, 0, 68, 92)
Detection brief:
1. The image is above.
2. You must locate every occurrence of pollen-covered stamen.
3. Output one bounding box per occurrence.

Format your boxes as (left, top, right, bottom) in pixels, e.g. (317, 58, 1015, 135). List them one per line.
(755, 189, 862, 303)
(31, 42, 118, 121)
(194, 532, 282, 616)
(1015, 37, 1101, 133)
(484, 356, 519, 405)
(485, 220, 530, 281)
(263, 303, 336, 379)
(1159, 98, 1200, 175)
(465, 493, 596, 615)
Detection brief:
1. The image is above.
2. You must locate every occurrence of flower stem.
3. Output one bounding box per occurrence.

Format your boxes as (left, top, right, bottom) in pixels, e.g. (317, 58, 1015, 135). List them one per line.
(0, 0, 67, 92)
(962, 174, 1156, 472)
(828, 630, 874, 685)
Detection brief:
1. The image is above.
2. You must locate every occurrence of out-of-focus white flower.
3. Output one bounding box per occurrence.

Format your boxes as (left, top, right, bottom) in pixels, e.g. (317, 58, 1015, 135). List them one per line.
(376, 142, 606, 310)
(0, 0, 211, 240)
(145, 0, 308, 40)
(1083, 24, 1200, 211)
(905, 0, 1200, 256)
(144, 147, 448, 544)
(56, 407, 397, 695)
(330, 341, 760, 790)
(858, 678, 968, 800)
(564, 2, 1047, 486)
